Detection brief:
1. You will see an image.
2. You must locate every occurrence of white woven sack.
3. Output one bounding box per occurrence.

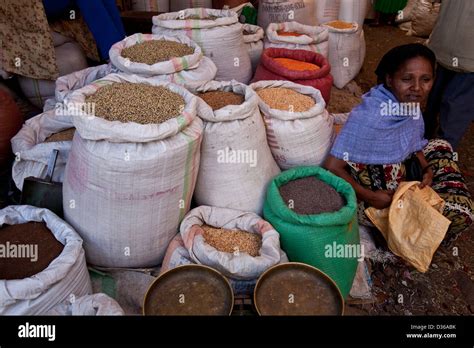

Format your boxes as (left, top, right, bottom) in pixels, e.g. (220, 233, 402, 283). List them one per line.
(264, 22, 329, 57)
(242, 24, 264, 73)
(338, 0, 368, 27)
(170, 0, 212, 11)
(258, 0, 317, 31)
(180, 206, 284, 280)
(189, 80, 280, 215)
(63, 73, 203, 267)
(409, 0, 441, 38)
(11, 109, 74, 190)
(109, 33, 215, 79)
(395, 0, 416, 23)
(152, 8, 252, 83)
(323, 22, 365, 88)
(251, 80, 334, 170)
(0, 205, 91, 315)
(46, 293, 124, 315)
(315, 0, 341, 25)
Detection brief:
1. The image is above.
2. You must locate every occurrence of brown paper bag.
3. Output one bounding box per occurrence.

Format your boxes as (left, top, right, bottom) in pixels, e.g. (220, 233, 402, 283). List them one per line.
(365, 181, 451, 272)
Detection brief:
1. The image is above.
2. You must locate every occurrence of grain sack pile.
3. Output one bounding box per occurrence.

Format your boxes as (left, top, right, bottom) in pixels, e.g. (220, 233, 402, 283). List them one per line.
(63, 73, 203, 268)
(0, 205, 91, 315)
(252, 47, 333, 104)
(188, 80, 280, 214)
(264, 21, 329, 57)
(242, 24, 265, 73)
(11, 109, 74, 190)
(263, 166, 360, 298)
(109, 33, 217, 83)
(251, 80, 334, 169)
(258, 0, 317, 31)
(179, 206, 287, 280)
(152, 8, 252, 83)
(323, 20, 365, 89)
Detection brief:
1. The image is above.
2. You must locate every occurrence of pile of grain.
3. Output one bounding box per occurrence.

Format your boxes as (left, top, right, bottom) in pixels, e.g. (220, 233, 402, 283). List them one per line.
(256, 87, 315, 112)
(279, 176, 345, 215)
(44, 128, 76, 143)
(0, 222, 64, 280)
(201, 225, 262, 257)
(85, 83, 185, 124)
(277, 30, 303, 37)
(198, 91, 245, 110)
(121, 40, 194, 65)
(325, 20, 354, 30)
(273, 58, 320, 71)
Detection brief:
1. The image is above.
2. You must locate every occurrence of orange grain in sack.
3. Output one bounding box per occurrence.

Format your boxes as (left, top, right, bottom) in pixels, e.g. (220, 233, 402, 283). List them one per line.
(273, 58, 320, 71)
(277, 30, 303, 37)
(325, 20, 354, 30)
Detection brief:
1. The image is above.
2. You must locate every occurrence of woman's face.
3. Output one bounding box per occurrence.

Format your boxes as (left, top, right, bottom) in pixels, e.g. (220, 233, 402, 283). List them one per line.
(386, 56, 434, 105)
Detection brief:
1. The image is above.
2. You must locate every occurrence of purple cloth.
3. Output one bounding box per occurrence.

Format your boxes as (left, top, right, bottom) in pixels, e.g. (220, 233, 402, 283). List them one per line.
(330, 84, 428, 165)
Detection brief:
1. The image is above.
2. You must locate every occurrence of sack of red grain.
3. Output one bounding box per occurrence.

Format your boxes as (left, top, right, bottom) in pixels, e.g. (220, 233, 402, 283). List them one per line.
(264, 21, 329, 57)
(252, 47, 333, 104)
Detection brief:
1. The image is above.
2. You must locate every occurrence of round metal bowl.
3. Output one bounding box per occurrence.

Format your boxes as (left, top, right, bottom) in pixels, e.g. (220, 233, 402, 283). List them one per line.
(143, 264, 234, 316)
(254, 262, 344, 316)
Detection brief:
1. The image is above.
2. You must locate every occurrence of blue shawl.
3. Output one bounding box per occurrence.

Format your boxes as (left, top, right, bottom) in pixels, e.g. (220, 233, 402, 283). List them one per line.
(330, 84, 428, 165)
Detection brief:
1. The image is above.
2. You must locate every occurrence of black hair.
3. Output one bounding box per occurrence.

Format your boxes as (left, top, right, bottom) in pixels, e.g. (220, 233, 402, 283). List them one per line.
(375, 43, 436, 85)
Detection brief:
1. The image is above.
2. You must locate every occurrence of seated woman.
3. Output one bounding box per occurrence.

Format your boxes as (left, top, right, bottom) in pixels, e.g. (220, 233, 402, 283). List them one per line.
(324, 43, 473, 245)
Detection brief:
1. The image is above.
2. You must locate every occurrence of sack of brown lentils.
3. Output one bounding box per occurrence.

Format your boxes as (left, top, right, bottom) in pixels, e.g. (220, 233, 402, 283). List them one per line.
(152, 8, 252, 83)
(63, 73, 203, 268)
(109, 33, 217, 83)
(179, 206, 286, 280)
(0, 205, 92, 315)
(251, 80, 334, 170)
(264, 22, 329, 58)
(242, 24, 264, 73)
(11, 109, 74, 190)
(188, 80, 280, 215)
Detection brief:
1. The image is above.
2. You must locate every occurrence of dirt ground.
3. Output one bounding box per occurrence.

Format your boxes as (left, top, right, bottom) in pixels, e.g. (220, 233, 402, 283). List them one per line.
(331, 24, 474, 316)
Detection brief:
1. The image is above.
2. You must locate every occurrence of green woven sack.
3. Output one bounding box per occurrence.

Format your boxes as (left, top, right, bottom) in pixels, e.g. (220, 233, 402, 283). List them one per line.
(263, 166, 360, 298)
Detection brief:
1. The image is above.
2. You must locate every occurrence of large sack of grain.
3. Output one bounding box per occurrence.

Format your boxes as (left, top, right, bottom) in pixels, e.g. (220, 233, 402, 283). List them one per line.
(263, 166, 360, 298)
(0, 90, 23, 168)
(0, 205, 91, 315)
(180, 206, 286, 280)
(242, 24, 264, 73)
(252, 47, 333, 104)
(46, 293, 124, 315)
(109, 33, 217, 83)
(409, 0, 441, 38)
(152, 8, 252, 83)
(188, 80, 280, 215)
(323, 21, 365, 89)
(395, 0, 416, 23)
(251, 80, 333, 170)
(258, 0, 317, 31)
(18, 42, 88, 109)
(338, 0, 368, 27)
(170, 0, 212, 11)
(315, 0, 341, 24)
(131, 0, 169, 12)
(11, 109, 74, 190)
(264, 22, 329, 57)
(63, 73, 203, 268)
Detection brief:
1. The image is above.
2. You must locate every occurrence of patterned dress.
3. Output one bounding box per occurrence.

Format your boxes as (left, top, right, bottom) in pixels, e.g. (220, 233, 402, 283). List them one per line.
(347, 139, 473, 244)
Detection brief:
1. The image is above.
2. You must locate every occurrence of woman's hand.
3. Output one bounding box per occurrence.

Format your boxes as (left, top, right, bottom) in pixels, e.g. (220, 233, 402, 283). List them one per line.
(367, 190, 394, 209)
(419, 167, 433, 189)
